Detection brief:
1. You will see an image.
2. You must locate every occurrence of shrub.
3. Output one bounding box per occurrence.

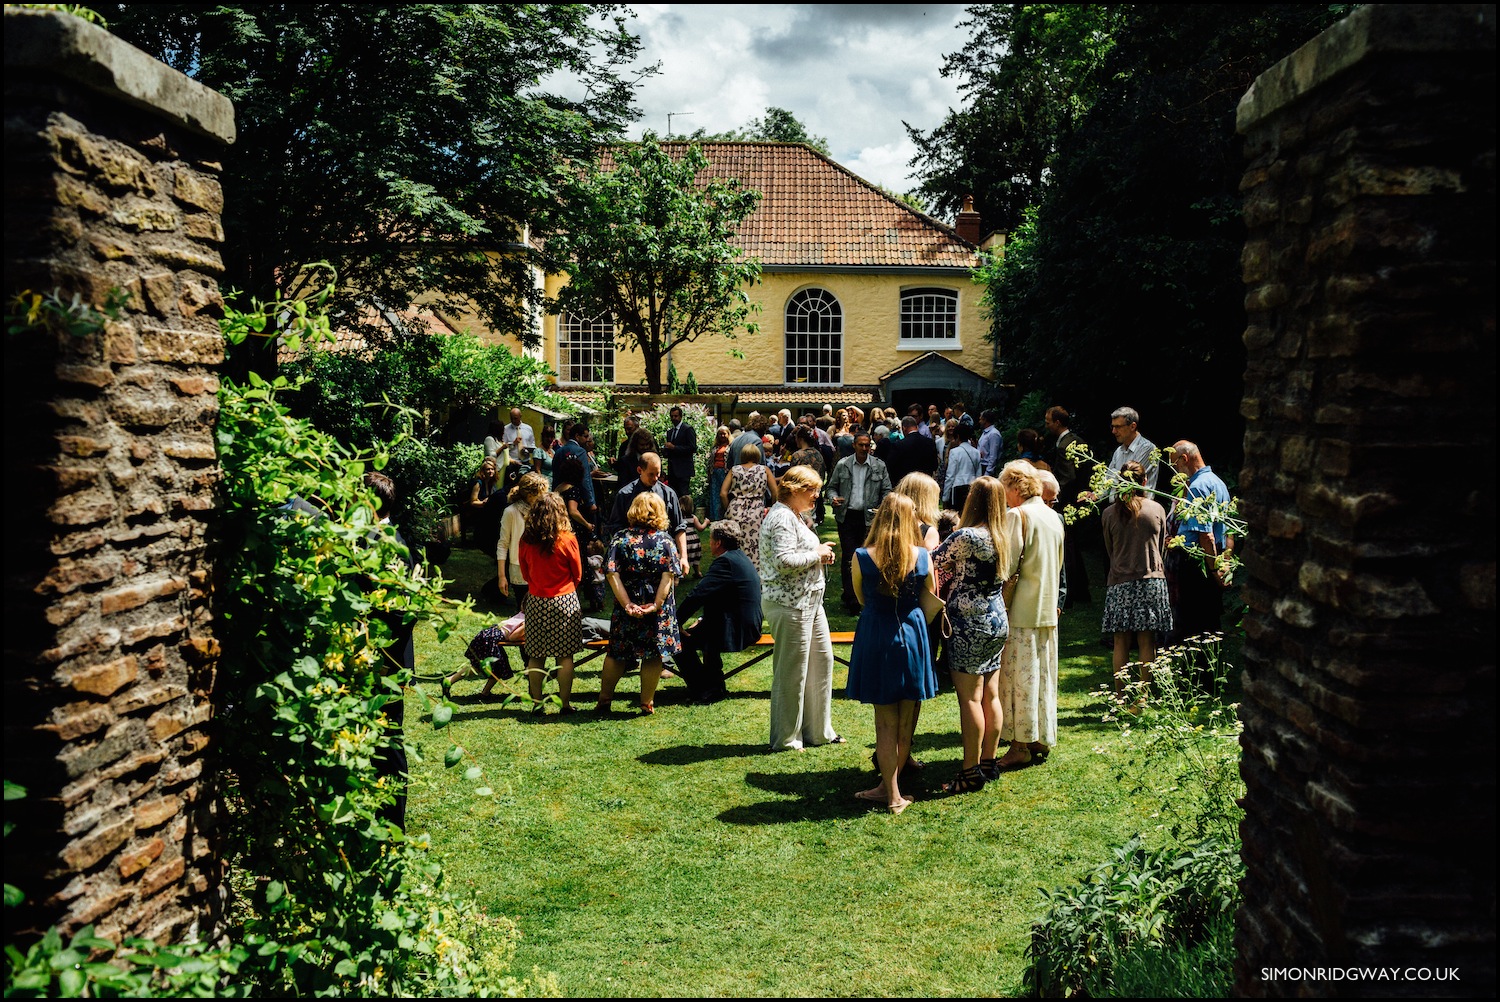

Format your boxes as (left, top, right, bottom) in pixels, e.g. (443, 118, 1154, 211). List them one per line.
(635, 401, 716, 506)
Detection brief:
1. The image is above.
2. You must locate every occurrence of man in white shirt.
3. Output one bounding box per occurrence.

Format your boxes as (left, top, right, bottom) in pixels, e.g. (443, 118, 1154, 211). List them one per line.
(501, 407, 536, 461)
(827, 434, 892, 612)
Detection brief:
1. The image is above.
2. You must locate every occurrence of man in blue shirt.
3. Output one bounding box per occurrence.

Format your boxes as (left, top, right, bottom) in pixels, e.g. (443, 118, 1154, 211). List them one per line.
(554, 422, 597, 512)
(1169, 440, 1231, 639)
(977, 409, 1004, 477)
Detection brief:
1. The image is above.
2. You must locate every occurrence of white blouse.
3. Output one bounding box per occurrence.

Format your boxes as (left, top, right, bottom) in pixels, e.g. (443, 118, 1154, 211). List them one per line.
(758, 502, 826, 610)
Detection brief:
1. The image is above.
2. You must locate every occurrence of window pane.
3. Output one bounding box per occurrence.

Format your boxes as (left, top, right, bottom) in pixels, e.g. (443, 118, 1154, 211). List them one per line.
(559, 312, 614, 383)
(784, 289, 842, 385)
(900, 288, 958, 341)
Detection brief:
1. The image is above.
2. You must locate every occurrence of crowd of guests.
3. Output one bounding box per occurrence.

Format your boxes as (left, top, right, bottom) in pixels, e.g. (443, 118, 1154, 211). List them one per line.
(445, 400, 1233, 815)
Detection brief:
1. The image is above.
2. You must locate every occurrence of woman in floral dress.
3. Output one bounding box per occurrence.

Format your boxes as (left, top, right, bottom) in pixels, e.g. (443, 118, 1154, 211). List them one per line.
(931, 476, 1017, 792)
(721, 442, 777, 571)
(596, 492, 682, 715)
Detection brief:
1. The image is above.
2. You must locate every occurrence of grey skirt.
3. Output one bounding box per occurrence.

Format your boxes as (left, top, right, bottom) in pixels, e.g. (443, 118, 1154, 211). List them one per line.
(1101, 578, 1173, 634)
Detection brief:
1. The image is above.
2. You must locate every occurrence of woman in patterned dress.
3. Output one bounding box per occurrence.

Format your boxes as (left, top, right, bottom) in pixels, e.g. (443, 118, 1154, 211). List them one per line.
(932, 476, 1017, 791)
(517, 493, 583, 714)
(596, 492, 682, 716)
(720, 442, 778, 571)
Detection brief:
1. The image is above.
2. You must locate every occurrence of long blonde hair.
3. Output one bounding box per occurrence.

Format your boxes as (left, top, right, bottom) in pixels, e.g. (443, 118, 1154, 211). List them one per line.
(863, 493, 922, 594)
(894, 472, 940, 532)
(958, 476, 1011, 571)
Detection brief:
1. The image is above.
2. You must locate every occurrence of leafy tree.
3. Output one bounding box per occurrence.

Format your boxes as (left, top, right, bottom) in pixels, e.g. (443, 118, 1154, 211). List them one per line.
(906, 4, 1123, 230)
(934, 5, 1352, 460)
(546, 136, 762, 395)
(103, 3, 652, 345)
(681, 105, 831, 156)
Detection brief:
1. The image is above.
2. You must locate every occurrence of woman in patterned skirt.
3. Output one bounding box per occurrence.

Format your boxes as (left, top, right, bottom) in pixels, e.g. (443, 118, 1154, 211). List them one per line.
(517, 493, 583, 714)
(597, 492, 682, 716)
(1100, 461, 1172, 693)
(932, 476, 1016, 792)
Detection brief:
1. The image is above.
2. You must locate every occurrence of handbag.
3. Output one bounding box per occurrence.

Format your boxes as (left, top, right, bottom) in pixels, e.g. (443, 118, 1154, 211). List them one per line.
(918, 583, 946, 626)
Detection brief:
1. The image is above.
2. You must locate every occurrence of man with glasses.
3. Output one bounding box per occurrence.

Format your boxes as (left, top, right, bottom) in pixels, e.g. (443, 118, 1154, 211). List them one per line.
(1106, 406, 1158, 495)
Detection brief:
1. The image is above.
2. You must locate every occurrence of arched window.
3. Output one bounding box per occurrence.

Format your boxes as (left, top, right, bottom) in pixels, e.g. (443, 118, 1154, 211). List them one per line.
(899, 287, 959, 346)
(784, 288, 842, 385)
(557, 311, 614, 383)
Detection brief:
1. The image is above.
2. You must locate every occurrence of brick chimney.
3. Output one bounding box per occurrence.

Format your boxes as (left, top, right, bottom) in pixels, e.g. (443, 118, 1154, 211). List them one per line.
(955, 195, 981, 245)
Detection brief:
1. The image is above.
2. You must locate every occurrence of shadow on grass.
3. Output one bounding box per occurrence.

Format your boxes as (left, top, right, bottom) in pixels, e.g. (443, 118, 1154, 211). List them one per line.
(718, 766, 902, 824)
(638, 743, 767, 765)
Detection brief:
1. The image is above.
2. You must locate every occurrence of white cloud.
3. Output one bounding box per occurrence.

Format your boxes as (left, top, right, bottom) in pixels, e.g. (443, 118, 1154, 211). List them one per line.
(621, 4, 966, 193)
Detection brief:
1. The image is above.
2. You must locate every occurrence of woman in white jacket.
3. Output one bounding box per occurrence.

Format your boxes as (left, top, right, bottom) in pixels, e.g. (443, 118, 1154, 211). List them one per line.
(995, 461, 1067, 771)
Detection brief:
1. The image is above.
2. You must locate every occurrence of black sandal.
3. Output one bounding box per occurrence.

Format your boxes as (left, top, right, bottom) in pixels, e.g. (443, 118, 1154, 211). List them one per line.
(942, 765, 988, 794)
(978, 758, 1000, 782)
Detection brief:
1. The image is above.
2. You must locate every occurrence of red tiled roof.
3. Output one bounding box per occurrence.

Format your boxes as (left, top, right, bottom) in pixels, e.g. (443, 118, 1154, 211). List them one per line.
(597, 142, 979, 270)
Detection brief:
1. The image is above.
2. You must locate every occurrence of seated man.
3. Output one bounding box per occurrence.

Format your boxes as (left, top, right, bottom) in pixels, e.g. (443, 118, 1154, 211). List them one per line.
(674, 523, 763, 704)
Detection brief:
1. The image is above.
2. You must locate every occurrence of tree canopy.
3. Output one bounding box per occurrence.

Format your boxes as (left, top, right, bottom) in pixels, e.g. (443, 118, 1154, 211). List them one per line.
(679, 106, 831, 156)
(103, 3, 653, 345)
(546, 137, 762, 395)
(913, 4, 1353, 463)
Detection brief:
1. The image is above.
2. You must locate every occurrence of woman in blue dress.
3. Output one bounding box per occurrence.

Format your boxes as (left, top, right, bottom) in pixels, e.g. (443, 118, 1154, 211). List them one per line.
(931, 476, 1018, 793)
(847, 493, 939, 814)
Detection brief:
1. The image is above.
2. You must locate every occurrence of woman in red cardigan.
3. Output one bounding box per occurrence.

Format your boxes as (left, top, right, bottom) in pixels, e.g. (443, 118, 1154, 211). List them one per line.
(518, 493, 583, 714)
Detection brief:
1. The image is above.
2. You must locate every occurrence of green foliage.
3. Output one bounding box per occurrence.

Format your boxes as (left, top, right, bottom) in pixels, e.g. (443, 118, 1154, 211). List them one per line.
(6, 287, 128, 338)
(548, 136, 763, 394)
(635, 401, 715, 505)
(9, 4, 108, 26)
(683, 106, 831, 156)
(209, 294, 537, 994)
(1023, 635, 1246, 997)
(281, 329, 561, 542)
(103, 3, 652, 345)
(1022, 837, 1240, 998)
(929, 5, 1354, 462)
(908, 5, 1123, 230)
(1099, 636, 1245, 846)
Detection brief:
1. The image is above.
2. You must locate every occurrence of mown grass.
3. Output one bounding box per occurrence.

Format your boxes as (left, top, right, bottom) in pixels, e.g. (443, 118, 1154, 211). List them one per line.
(407, 525, 1182, 997)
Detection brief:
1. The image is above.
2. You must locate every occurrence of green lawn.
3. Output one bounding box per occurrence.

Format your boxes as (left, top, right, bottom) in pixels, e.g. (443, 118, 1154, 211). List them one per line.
(408, 527, 1171, 997)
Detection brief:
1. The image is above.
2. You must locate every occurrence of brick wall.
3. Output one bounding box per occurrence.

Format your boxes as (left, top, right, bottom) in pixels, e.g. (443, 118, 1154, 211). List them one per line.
(1234, 5, 1494, 996)
(4, 10, 235, 943)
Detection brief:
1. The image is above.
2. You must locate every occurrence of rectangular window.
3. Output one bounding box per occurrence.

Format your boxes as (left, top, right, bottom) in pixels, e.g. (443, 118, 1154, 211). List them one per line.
(558, 312, 614, 383)
(900, 288, 959, 346)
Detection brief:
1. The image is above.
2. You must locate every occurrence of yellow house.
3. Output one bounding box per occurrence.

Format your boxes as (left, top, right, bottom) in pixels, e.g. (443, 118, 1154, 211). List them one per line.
(543, 142, 997, 417)
(445, 142, 993, 417)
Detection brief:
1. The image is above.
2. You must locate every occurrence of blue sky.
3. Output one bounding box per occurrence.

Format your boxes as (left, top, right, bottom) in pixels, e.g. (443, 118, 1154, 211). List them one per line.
(619, 4, 969, 195)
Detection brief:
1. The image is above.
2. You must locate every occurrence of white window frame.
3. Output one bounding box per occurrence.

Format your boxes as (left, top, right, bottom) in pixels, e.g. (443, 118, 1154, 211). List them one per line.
(557, 311, 615, 384)
(784, 288, 843, 387)
(898, 286, 960, 349)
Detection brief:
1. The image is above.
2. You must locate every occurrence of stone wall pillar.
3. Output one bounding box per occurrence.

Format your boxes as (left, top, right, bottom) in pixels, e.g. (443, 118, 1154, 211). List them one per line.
(4, 10, 235, 942)
(1234, 4, 1494, 995)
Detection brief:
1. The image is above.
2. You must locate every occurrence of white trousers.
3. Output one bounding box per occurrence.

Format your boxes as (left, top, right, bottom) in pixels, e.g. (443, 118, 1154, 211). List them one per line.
(765, 600, 837, 751)
(998, 626, 1058, 747)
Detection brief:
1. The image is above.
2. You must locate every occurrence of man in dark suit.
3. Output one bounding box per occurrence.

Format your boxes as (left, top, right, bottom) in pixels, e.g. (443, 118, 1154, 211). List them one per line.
(674, 523, 763, 704)
(660, 405, 698, 499)
(886, 415, 939, 485)
(1044, 405, 1092, 607)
